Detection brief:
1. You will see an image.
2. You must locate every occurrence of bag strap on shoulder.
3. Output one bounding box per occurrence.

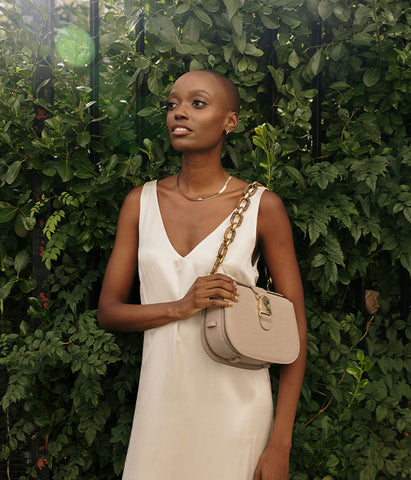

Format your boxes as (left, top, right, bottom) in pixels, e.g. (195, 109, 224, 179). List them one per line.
(209, 182, 261, 275)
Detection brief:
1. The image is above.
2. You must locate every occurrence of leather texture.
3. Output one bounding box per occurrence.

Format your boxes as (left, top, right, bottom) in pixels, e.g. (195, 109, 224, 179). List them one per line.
(202, 283, 300, 369)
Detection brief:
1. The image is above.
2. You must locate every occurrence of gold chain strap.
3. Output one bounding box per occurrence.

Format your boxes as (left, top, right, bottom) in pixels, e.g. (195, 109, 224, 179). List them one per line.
(209, 182, 261, 275)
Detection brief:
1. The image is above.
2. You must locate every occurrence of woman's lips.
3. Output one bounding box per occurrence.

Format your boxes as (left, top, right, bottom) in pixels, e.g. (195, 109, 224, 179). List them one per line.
(171, 126, 191, 135)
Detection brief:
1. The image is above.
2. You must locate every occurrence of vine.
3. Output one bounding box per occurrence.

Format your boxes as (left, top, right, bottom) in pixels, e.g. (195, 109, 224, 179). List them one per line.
(0, 0, 410, 479)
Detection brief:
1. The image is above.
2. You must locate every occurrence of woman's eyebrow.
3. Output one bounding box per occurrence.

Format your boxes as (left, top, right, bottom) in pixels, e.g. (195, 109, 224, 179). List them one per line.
(188, 89, 211, 96)
(169, 89, 211, 97)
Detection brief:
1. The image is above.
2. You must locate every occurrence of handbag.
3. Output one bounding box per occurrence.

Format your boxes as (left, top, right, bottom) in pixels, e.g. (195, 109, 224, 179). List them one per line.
(201, 182, 300, 370)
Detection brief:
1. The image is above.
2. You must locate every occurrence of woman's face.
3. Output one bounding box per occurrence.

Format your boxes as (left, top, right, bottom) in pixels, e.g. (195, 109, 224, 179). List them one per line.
(166, 71, 237, 154)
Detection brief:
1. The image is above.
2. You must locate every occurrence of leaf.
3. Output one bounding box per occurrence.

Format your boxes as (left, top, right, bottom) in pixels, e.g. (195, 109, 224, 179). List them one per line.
(223, 0, 240, 21)
(403, 206, 411, 223)
(318, 0, 333, 20)
(244, 44, 263, 57)
(284, 166, 304, 185)
(0, 282, 13, 302)
(193, 6, 212, 26)
(137, 106, 159, 117)
(268, 66, 284, 90)
(0, 201, 17, 223)
(238, 57, 248, 72)
(77, 131, 91, 147)
(57, 160, 74, 182)
(333, 5, 351, 22)
(351, 32, 374, 47)
(346, 366, 361, 380)
(279, 11, 301, 27)
(329, 81, 351, 90)
(183, 17, 200, 44)
(363, 67, 380, 87)
(5, 161, 22, 185)
(15, 213, 36, 232)
(14, 250, 29, 274)
(329, 43, 345, 61)
(56, 25, 94, 67)
(231, 14, 243, 37)
(233, 33, 246, 53)
(260, 14, 279, 30)
(288, 50, 300, 68)
(309, 49, 325, 76)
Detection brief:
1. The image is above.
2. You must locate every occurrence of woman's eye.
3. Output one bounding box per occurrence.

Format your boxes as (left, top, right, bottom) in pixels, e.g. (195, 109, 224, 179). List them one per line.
(193, 99, 206, 107)
(167, 101, 176, 110)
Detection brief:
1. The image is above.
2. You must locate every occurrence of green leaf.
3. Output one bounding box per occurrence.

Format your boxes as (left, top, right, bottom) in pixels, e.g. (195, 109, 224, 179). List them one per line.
(56, 25, 94, 67)
(193, 6, 212, 26)
(346, 366, 361, 380)
(244, 44, 264, 57)
(309, 49, 325, 76)
(288, 50, 300, 68)
(238, 57, 248, 72)
(318, 0, 333, 20)
(268, 66, 284, 90)
(356, 349, 365, 362)
(279, 11, 301, 27)
(0, 201, 17, 223)
(403, 206, 411, 223)
(231, 14, 243, 37)
(329, 81, 351, 90)
(351, 32, 374, 47)
(14, 250, 29, 274)
(183, 17, 200, 44)
(0, 282, 13, 301)
(329, 43, 345, 61)
(57, 160, 74, 182)
(137, 106, 159, 117)
(77, 131, 91, 147)
(223, 0, 240, 21)
(5, 161, 22, 185)
(333, 5, 351, 22)
(363, 67, 380, 87)
(284, 166, 304, 185)
(260, 14, 279, 30)
(233, 33, 246, 53)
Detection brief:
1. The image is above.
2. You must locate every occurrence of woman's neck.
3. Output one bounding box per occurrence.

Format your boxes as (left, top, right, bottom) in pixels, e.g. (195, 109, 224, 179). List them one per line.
(178, 153, 229, 197)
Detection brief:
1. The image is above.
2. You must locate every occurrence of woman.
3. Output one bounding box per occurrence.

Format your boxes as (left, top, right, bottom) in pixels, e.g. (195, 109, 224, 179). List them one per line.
(98, 69, 307, 480)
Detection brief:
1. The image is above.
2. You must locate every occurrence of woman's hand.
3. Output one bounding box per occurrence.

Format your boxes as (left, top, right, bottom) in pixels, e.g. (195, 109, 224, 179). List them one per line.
(253, 444, 290, 480)
(174, 273, 239, 320)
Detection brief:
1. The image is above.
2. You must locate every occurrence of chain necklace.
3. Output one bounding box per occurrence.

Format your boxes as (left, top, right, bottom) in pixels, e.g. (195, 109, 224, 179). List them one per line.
(176, 173, 233, 201)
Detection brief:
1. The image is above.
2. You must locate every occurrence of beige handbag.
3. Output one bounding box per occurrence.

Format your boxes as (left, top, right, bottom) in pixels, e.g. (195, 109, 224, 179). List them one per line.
(201, 183, 300, 370)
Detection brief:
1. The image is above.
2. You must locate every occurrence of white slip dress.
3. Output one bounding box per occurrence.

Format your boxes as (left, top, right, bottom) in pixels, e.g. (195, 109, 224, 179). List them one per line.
(122, 180, 274, 480)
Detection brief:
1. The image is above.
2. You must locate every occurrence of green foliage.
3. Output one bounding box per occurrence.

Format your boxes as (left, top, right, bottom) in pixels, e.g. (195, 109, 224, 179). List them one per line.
(0, 0, 410, 478)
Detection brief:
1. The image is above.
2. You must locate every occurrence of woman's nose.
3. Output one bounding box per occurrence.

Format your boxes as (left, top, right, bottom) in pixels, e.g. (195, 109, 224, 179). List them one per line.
(174, 104, 188, 118)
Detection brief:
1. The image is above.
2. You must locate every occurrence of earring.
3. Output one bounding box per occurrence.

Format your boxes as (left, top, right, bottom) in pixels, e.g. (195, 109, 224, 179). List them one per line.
(225, 128, 231, 135)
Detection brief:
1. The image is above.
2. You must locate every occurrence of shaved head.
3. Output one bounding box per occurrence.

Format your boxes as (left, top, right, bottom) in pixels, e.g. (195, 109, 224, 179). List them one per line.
(177, 70, 240, 114)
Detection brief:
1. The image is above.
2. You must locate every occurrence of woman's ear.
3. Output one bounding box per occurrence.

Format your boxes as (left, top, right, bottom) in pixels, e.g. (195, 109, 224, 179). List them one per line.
(225, 111, 239, 134)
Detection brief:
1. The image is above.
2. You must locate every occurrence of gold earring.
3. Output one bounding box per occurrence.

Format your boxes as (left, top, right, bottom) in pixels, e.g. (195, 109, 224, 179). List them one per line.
(226, 128, 231, 135)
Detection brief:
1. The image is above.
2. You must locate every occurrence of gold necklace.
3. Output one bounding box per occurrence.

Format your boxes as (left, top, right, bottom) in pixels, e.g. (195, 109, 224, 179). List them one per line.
(177, 174, 233, 201)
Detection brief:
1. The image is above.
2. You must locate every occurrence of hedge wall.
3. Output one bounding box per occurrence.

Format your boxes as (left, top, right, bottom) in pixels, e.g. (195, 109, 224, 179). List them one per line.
(0, 0, 410, 479)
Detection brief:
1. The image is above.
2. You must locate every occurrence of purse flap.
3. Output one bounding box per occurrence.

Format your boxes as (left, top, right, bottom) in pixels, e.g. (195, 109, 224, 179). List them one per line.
(224, 284, 300, 364)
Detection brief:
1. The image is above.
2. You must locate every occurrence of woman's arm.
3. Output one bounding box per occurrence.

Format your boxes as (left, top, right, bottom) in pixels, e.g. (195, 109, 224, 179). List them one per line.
(97, 187, 239, 332)
(254, 190, 307, 480)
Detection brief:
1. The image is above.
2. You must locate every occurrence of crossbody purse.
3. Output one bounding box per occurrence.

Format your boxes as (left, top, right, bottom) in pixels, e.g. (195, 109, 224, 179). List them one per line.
(201, 183, 300, 370)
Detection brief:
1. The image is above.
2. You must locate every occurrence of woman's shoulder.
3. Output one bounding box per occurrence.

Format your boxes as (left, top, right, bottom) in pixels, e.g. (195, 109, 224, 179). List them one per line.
(258, 188, 289, 228)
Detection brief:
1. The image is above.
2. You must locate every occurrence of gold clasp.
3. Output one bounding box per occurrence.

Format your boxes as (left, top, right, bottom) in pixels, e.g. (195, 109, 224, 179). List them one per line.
(257, 295, 272, 318)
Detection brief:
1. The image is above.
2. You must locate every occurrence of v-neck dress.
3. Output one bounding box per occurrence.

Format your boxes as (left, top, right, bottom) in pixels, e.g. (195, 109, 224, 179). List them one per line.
(122, 180, 273, 480)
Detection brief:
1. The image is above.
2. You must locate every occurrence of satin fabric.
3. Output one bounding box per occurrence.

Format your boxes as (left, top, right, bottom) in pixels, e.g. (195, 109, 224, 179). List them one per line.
(122, 180, 273, 480)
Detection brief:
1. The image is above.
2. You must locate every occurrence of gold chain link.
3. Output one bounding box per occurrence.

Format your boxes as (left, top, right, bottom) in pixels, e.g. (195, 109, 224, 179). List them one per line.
(209, 182, 261, 275)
